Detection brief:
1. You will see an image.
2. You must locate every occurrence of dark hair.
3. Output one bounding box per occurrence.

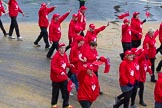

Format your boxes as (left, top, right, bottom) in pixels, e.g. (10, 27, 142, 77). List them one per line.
(90, 41, 97, 47)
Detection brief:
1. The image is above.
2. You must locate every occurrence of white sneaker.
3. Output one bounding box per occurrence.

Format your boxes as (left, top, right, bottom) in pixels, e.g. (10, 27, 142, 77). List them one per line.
(8, 36, 15, 39)
(17, 37, 23, 41)
(69, 92, 74, 96)
(130, 104, 138, 108)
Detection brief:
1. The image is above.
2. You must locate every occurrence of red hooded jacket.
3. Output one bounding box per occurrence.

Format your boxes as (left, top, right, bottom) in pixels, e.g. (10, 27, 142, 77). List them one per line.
(85, 26, 106, 44)
(131, 18, 143, 40)
(143, 33, 157, 58)
(77, 66, 99, 102)
(119, 59, 136, 86)
(49, 11, 70, 42)
(8, 0, 23, 17)
(38, 6, 55, 28)
(121, 24, 131, 42)
(154, 73, 162, 103)
(68, 19, 78, 41)
(77, 10, 86, 31)
(159, 23, 162, 43)
(0, 1, 5, 16)
(50, 51, 71, 82)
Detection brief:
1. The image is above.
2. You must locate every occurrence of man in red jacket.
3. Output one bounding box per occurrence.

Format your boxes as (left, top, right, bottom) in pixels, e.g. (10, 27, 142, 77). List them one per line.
(77, 6, 87, 36)
(85, 22, 109, 45)
(154, 72, 162, 108)
(0, 0, 8, 37)
(131, 12, 146, 48)
(65, 13, 79, 51)
(46, 10, 71, 59)
(34, 3, 55, 49)
(50, 43, 74, 108)
(8, 0, 24, 41)
(143, 28, 158, 82)
(113, 50, 136, 108)
(77, 63, 100, 108)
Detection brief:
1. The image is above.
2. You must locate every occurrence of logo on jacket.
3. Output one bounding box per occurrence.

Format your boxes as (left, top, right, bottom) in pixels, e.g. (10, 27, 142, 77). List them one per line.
(130, 70, 134, 76)
(92, 84, 96, 91)
(61, 63, 66, 69)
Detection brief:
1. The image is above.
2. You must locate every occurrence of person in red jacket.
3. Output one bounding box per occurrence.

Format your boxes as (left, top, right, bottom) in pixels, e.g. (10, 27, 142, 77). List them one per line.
(131, 12, 146, 48)
(0, 0, 8, 37)
(77, 6, 87, 36)
(113, 50, 136, 108)
(77, 63, 100, 108)
(8, 0, 24, 40)
(65, 13, 79, 51)
(120, 18, 132, 60)
(154, 72, 162, 108)
(156, 23, 162, 54)
(50, 42, 74, 108)
(85, 22, 109, 45)
(143, 28, 158, 82)
(34, 3, 55, 48)
(46, 10, 71, 59)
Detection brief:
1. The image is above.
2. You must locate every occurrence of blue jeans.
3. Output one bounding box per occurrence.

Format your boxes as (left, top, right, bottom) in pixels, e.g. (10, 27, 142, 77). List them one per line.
(155, 102, 162, 108)
(70, 74, 78, 91)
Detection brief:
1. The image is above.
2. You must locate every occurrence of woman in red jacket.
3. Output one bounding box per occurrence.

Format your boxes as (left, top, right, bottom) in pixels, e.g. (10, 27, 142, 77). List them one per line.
(113, 50, 136, 108)
(50, 43, 74, 108)
(143, 28, 158, 82)
(8, 0, 24, 40)
(77, 63, 100, 108)
(131, 12, 146, 48)
(0, 0, 8, 37)
(34, 3, 55, 49)
(46, 10, 71, 59)
(154, 72, 162, 108)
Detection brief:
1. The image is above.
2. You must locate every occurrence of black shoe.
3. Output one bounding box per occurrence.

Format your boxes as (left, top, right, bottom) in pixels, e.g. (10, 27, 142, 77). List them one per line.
(113, 105, 118, 108)
(34, 43, 41, 47)
(139, 101, 147, 106)
(99, 91, 103, 95)
(151, 79, 156, 82)
(47, 56, 52, 60)
(4, 33, 9, 37)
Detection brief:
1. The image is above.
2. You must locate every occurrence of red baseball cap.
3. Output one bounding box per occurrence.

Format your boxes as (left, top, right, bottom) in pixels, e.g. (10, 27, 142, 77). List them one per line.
(72, 14, 78, 18)
(75, 25, 83, 33)
(133, 12, 140, 17)
(123, 18, 130, 23)
(53, 14, 60, 19)
(89, 24, 95, 29)
(80, 6, 87, 10)
(125, 50, 133, 57)
(58, 43, 66, 48)
(76, 36, 84, 42)
(87, 63, 94, 70)
(41, 3, 46, 8)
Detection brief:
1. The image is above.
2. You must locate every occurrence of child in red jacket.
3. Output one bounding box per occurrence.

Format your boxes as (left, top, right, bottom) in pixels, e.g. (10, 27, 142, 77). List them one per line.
(8, 0, 24, 40)
(46, 10, 71, 59)
(34, 3, 55, 48)
(77, 63, 100, 108)
(154, 72, 162, 108)
(50, 43, 74, 108)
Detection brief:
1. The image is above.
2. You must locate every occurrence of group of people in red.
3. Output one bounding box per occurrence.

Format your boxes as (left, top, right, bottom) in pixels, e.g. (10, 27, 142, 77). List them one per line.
(34, 2, 111, 108)
(113, 11, 162, 108)
(0, 0, 24, 41)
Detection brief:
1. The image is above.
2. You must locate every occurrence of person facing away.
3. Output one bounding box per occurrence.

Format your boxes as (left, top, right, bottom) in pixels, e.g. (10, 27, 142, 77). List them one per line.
(0, 0, 8, 37)
(34, 3, 55, 49)
(8, 0, 24, 41)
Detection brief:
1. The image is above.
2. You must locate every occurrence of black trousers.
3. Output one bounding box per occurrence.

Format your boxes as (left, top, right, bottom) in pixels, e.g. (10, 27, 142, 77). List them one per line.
(51, 80, 69, 108)
(115, 90, 132, 108)
(9, 17, 20, 37)
(122, 42, 132, 53)
(0, 18, 7, 35)
(34, 27, 49, 48)
(47, 41, 59, 58)
(132, 40, 141, 48)
(138, 81, 144, 102)
(156, 60, 162, 72)
(131, 81, 139, 106)
(149, 58, 156, 80)
(65, 40, 72, 52)
(79, 1, 85, 8)
(79, 100, 92, 108)
(156, 44, 162, 54)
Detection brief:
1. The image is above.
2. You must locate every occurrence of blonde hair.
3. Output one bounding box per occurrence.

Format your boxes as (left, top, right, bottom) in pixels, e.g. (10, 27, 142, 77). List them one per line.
(148, 27, 155, 34)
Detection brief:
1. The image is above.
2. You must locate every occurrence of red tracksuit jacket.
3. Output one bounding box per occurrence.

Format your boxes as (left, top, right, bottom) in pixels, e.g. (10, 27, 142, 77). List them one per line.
(121, 24, 131, 42)
(159, 23, 162, 44)
(154, 73, 162, 103)
(0, 1, 5, 16)
(139, 59, 152, 82)
(68, 19, 78, 41)
(85, 26, 106, 44)
(131, 18, 143, 41)
(38, 6, 55, 28)
(50, 51, 71, 82)
(77, 66, 99, 102)
(119, 59, 136, 86)
(143, 33, 157, 58)
(77, 11, 86, 31)
(49, 11, 70, 42)
(8, 0, 23, 17)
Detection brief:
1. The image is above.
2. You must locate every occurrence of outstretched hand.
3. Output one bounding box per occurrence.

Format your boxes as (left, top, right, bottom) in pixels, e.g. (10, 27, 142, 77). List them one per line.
(22, 13, 25, 17)
(106, 21, 109, 27)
